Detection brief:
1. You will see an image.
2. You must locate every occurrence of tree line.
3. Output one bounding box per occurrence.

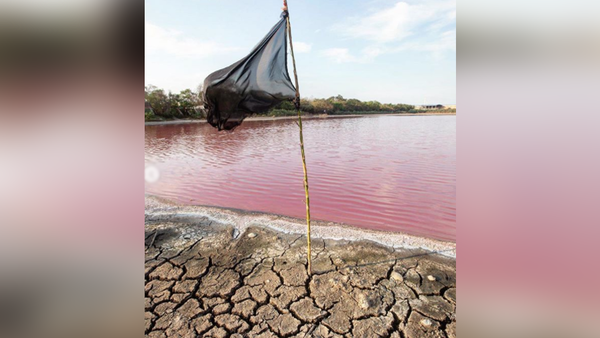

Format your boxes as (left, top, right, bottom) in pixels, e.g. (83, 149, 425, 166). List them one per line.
(145, 85, 417, 121)
(145, 85, 204, 120)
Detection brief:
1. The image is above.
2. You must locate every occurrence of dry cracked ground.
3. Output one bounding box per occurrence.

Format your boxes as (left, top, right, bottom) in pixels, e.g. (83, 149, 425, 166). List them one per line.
(145, 214, 456, 338)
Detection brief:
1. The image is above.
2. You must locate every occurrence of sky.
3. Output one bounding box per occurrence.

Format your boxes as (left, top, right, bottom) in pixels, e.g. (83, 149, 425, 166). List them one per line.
(145, 0, 456, 105)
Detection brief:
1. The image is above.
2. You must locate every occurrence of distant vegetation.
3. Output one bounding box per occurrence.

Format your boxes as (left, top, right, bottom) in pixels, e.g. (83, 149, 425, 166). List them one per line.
(268, 95, 415, 117)
(145, 85, 204, 121)
(145, 85, 447, 122)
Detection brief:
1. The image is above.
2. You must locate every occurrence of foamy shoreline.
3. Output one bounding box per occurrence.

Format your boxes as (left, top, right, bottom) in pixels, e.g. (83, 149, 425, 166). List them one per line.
(145, 195, 456, 258)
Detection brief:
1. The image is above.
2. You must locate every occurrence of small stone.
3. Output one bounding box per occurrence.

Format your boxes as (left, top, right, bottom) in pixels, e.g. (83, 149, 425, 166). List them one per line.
(248, 233, 257, 238)
(390, 271, 404, 282)
(427, 275, 436, 281)
(183, 234, 191, 239)
(420, 318, 433, 327)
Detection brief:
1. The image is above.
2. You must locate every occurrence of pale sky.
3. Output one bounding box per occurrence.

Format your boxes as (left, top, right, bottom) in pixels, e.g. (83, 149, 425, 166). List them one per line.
(145, 0, 456, 105)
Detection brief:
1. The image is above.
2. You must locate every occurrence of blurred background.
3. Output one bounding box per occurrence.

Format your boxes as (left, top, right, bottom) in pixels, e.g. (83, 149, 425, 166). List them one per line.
(0, 0, 599, 337)
(0, 1, 143, 337)
(459, 0, 600, 337)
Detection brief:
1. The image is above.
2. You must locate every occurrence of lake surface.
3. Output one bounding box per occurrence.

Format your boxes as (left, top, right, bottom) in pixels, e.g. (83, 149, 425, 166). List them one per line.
(145, 115, 456, 242)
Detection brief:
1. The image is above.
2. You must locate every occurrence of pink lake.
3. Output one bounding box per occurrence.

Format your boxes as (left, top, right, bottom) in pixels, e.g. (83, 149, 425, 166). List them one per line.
(145, 115, 456, 242)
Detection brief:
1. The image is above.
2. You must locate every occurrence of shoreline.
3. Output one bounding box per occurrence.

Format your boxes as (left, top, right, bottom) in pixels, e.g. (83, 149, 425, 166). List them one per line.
(145, 194, 456, 337)
(145, 195, 456, 258)
(145, 112, 456, 126)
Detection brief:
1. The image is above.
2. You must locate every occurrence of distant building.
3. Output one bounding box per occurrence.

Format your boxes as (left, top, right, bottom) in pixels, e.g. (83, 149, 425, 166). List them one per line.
(416, 104, 455, 110)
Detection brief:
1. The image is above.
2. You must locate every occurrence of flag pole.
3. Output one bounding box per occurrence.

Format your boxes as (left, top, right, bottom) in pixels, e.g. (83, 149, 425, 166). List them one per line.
(284, 0, 312, 275)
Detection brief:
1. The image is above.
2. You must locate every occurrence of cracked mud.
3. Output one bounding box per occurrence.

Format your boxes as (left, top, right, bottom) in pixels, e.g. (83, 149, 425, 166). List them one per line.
(145, 213, 456, 338)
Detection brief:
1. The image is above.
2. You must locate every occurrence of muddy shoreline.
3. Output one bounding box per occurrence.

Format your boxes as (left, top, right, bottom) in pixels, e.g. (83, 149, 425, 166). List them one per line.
(145, 196, 456, 337)
(145, 196, 455, 257)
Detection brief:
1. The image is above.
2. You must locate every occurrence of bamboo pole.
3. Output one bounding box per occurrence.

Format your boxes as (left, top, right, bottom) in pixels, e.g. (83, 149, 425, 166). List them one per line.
(285, 1, 312, 275)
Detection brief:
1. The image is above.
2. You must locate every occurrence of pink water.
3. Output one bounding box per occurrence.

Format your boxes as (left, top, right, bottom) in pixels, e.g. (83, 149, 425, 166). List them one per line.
(145, 115, 456, 242)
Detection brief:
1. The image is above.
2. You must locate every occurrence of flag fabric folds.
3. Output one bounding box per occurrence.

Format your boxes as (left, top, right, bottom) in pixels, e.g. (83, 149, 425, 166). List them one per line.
(203, 11, 296, 130)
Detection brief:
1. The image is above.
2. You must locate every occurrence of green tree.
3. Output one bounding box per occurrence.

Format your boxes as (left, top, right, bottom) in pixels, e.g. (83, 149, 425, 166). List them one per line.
(381, 103, 394, 112)
(300, 98, 315, 113)
(145, 86, 172, 117)
(178, 88, 202, 117)
(167, 92, 184, 118)
(345, 98, 363, 111)
(312, 99, 334, 114)
(365, 100, 381, 111)
(276, 100, 295, 110)
(331, 102, 344, 112)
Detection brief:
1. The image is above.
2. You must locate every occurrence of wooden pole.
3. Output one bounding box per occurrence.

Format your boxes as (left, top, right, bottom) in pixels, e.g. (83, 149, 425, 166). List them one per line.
(285, 1, 312, 275)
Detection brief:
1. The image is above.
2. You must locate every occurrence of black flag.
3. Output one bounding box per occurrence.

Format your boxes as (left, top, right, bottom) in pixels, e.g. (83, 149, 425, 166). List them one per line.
(203, 11, 296, 130)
